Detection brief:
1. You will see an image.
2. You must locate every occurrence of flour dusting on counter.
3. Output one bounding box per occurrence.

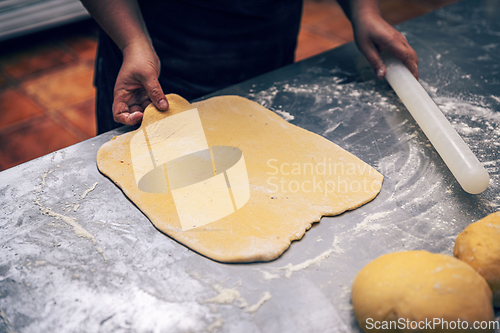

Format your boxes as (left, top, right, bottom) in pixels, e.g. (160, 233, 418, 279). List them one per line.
(206, 317, 224, 332)
(35, 197, 96, 244)
(202, 283, 271, 315)
(279, 249, 333, 278)
(81, 182, 98, 199)
(202, 284, 248, 308)
(245, 291, 272, 314)
(274, 238, 343, 278)
(274, 109, 295, 121)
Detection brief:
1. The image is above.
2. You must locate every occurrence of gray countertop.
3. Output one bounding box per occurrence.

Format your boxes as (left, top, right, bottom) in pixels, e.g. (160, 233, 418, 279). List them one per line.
(1, 0, 499, 331)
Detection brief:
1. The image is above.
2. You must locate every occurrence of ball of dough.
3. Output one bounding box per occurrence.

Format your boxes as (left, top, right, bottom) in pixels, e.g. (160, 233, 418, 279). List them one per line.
(454, 212, 500, 307)
(351, 251, 494, 333)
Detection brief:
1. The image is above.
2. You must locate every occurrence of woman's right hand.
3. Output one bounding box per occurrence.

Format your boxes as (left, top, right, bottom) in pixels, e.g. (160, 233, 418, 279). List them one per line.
(80, 0, 168, 126)
(112, 41, 169, 126)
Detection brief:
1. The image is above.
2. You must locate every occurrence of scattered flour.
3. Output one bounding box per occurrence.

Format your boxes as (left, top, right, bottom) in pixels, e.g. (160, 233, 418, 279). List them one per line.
(35, 197, 96, 244)
(258, 269, 280, 281)
(81, 182, 98, 199)
(206, 317, 224, 332)
(36, 169, 56, 193)
(257, 238, 343, 279)
(279, 248, 333, 278)
(274, 110, 295, 121)
(202, 284, 248, 308)
(354, 210, 394, 232)
(279, 238, 342, 278)
(34, 169, 108, 262)
(202, 284, 271, 315)
(245, 292, 272, 314)
(0, 309, 16, 333)
(96, 247, 108, 262)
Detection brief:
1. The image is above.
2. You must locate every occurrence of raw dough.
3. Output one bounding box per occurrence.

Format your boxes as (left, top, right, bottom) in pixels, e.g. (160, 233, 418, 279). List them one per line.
(351, 251, 494, 333)
(97, 94, 382, 262)
(454, 212, 500, 307)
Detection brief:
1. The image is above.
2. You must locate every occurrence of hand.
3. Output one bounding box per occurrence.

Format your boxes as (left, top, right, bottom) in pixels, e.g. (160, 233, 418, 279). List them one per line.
(112, 42, 169, 126)
(352, 11, 419, 80)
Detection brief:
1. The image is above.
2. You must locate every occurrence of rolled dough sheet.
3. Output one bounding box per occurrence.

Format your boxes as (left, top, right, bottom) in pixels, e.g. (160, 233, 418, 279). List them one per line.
(96, 94, 383, 262)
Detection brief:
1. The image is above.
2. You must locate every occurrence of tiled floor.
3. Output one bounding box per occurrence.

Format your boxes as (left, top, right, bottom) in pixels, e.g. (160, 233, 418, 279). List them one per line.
(0, 0, 460, 171)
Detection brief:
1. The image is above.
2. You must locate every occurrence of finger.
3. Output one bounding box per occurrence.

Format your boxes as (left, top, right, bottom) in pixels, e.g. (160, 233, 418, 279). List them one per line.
(140, 100, 151, 110)
(392, 50, 418, 79)
(403, 54, 419, 80)
(112, 100, 130, 125)
(114, 110, 143, 126)
(127, 111, 144, 125)
(358, 39, 386, 79)
(386, 39, 419, 80)
(133, 89, 151, 106)
(123, 105, 144, 125)
(113, 100, 142, 126)
(129, 104, 144, 114)
(143, 77, 168, 111)
(112, 87, 131, 121)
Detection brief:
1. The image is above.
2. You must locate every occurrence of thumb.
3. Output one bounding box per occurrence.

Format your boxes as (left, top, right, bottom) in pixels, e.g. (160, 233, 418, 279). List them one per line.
(144, 77, 169, 111)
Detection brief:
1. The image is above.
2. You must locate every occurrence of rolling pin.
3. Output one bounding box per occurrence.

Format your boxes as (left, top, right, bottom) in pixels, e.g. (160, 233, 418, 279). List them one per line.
(382, 53, 490, 194)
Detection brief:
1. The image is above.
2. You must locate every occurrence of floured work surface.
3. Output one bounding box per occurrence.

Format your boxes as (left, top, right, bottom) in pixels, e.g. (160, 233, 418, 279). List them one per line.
(96, 94, 383, 262)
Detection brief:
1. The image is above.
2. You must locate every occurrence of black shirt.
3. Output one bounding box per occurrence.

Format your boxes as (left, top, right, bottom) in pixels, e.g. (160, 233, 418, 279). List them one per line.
(94, 0, 303, 133)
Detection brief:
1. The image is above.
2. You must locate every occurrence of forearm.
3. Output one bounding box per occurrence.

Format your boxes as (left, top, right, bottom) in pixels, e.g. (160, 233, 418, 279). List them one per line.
(80, 0, 152, 52)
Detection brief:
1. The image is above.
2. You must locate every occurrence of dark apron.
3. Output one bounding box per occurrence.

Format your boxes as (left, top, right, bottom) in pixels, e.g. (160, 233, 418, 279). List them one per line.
(94, 0, 303, 134)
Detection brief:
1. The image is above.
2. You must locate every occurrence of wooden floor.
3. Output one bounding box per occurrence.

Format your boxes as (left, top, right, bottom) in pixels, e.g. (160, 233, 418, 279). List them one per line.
(0, 0, 460, 171)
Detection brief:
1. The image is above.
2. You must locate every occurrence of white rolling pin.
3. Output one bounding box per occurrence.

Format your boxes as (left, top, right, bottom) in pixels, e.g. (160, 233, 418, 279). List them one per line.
(382, 53, 489, 194)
